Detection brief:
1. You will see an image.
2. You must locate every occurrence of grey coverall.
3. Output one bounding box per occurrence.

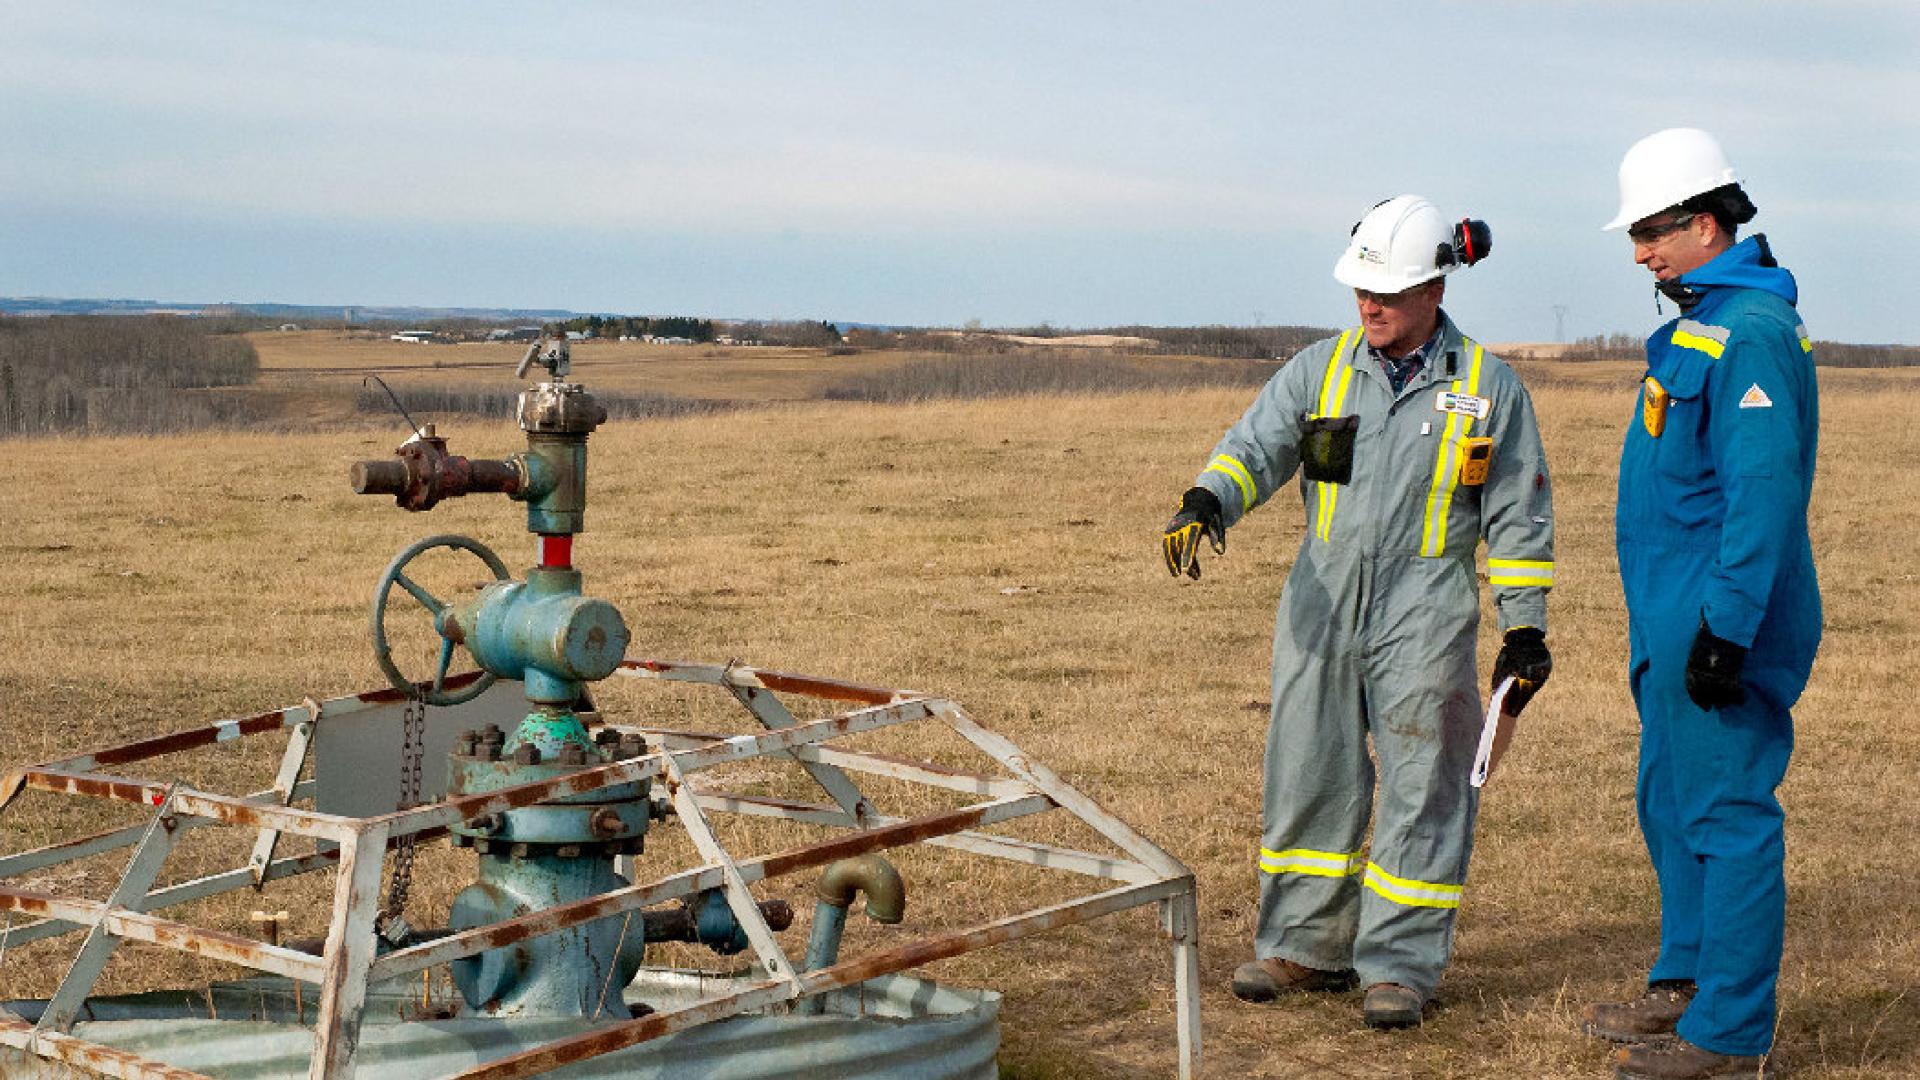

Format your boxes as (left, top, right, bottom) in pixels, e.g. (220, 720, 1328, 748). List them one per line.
(1193, 312, 1554, 997)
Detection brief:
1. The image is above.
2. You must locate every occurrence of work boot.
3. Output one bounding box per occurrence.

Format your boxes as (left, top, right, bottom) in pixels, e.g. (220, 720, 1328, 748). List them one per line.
(1229, 957, 1357, 1002)
(1612, 1037, 1769, 1079)
(1582, 980, 1697, 1043)
(1361, 983, 1425, 1029)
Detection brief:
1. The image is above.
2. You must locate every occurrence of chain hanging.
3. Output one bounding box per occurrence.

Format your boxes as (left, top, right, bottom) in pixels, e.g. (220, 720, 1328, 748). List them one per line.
(378, 691, 426, 941)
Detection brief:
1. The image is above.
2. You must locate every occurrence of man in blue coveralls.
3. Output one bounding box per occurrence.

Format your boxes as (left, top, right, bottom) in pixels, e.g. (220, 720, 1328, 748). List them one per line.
(1585, 128, 1822, 1080)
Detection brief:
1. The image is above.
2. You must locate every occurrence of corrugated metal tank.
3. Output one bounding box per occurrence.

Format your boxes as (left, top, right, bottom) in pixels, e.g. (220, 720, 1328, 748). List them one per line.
(0, 970, 999, 1079)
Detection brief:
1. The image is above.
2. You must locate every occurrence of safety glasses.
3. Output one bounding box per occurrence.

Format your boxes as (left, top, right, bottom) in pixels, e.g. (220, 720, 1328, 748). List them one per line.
(1627, 213, 1698, 246)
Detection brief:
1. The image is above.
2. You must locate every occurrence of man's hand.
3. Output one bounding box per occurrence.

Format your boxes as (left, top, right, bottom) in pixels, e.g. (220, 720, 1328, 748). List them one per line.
(1685, 619, 1747, 710)
(1491, 626, 1551, 715)
(1162, 487, 1226, 579)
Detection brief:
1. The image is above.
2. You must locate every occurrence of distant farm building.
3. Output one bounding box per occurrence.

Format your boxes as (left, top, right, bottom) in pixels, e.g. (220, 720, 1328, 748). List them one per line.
(391, 330, 447, 345)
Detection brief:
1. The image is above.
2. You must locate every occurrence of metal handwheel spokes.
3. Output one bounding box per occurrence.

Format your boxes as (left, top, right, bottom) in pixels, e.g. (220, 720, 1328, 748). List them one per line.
(372, 533, 513, 706)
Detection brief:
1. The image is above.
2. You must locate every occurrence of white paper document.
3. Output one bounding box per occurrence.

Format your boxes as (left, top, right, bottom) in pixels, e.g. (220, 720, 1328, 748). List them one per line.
(1470, 676, 1515, 788)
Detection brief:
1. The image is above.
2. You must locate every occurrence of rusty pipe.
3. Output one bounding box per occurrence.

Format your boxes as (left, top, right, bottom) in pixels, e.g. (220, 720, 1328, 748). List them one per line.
(350, 430, 526, 512)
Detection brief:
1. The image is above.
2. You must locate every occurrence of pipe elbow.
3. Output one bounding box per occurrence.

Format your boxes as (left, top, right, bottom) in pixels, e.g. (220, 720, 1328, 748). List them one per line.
(816, 855, 906, 925)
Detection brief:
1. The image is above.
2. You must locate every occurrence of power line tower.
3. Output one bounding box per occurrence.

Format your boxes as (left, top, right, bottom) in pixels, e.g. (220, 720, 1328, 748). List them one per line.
(1551, 305, 1569, 344)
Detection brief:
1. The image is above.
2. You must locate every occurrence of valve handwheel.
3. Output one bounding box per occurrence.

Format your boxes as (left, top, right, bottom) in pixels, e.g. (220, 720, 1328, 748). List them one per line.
(372, 534, 512, 706)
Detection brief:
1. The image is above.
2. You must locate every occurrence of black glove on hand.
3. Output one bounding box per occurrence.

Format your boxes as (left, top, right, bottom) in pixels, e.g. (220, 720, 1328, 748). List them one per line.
(1162, 487, 1226, 579)
(1685, 619, 1747, 710)
(1491, 626, 1551, 715)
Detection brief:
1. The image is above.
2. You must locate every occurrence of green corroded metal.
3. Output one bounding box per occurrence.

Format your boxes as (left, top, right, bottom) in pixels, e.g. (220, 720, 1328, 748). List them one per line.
(451, 567, 630, 706)
(0, 972, 1002, 1080)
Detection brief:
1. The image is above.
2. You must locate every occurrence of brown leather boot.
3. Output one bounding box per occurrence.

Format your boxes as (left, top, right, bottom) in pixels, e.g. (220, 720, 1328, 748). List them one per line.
(1229, 957, 1358, 1002)
(1361, 982, 1425, 1029)
(1612, 1036, 1769, 1079)
(1582, 981, 1696, 1043)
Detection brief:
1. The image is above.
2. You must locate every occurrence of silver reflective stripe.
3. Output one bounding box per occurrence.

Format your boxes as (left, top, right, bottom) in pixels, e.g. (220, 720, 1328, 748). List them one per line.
(1674, 318, 1730, 345)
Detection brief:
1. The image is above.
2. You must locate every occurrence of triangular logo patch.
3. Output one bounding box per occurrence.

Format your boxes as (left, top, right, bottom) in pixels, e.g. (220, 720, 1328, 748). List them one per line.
(1739, 383, 1772, 408)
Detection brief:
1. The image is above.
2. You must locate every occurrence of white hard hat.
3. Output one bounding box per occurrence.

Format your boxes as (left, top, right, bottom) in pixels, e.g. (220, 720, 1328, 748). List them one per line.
(1333, 195, 1457, 293)
(1604, 127, 1739, 231)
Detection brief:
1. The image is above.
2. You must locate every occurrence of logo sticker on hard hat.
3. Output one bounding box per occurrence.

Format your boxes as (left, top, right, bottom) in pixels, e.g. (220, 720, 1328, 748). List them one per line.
(1357, 246, 1385, 265)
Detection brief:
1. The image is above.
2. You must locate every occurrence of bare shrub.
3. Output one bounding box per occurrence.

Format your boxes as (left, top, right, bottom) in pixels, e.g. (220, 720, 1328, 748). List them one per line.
(1808, 340, 1920, 367)
(353, 384, 732, 422)
(0, 316, 260, 436)
(820, 350, 1281, 402)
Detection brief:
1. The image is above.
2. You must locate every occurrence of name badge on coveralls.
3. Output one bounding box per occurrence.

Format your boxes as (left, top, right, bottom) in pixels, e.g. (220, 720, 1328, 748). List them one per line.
(1434, 390, 1490, 421)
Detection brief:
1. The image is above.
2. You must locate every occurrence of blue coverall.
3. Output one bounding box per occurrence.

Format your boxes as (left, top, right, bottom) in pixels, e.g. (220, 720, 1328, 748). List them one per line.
(1615, 235, 1822, 1056)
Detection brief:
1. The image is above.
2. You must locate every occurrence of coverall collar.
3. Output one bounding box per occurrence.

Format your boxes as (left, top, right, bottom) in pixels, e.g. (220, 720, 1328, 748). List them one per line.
(1661, 234, 1799, 313)
(1359, 311, 1469, 402)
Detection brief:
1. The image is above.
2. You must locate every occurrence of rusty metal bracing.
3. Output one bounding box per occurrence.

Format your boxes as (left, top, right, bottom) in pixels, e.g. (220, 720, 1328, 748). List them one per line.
(0, 660, 1199, 1080)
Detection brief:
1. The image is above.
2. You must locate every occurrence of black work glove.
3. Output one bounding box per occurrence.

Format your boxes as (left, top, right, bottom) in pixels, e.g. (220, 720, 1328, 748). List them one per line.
(1685, 619, 1748, 710)
(1162, 487, 1226, 579)
(1491, 626, 1551, 716)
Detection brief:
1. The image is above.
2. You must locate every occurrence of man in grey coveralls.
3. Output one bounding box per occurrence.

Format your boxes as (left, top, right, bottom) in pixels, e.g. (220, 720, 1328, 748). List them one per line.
(1161, 195, 1556, 1028)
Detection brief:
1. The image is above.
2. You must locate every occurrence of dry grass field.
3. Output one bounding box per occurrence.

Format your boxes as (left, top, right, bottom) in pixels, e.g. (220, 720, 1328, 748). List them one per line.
(0, 344, 1915, 1079)
(248, 330, 915, 424)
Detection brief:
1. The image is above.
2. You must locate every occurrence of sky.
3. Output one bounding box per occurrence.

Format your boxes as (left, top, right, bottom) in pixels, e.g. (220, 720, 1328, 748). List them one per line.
(2, 2, 1916, 344)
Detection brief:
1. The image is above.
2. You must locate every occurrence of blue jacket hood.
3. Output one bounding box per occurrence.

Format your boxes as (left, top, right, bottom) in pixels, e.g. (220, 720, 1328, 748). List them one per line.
(1676, 234, 1798, 307)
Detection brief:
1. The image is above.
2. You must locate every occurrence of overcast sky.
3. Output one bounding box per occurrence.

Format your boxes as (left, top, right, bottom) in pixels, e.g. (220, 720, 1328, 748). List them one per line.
(3, 2, 1915, 343)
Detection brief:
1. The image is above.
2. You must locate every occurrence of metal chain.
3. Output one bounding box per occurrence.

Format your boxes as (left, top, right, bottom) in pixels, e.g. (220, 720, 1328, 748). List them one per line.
(380, 693, 426, 932)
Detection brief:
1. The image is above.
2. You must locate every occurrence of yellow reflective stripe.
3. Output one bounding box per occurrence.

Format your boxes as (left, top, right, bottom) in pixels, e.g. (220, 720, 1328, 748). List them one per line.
(1419, 342, 1484, 556)
(1362, 862, 1463, 909)
(1260, 846, 1365, 878)
(1671, 329, 1725, 359)
(1313, 331, 1357, 543)
(1488, 557, 1554, 587)
(1797, 326, 1813, 354)
(1316, 330, 1354, 415)
(1205, 454, 1257, 512)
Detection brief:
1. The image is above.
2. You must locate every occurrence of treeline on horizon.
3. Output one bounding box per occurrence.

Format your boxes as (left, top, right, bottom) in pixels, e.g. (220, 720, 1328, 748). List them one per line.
(0, 316, 259, 437)
(5, 314, 1919, 439)
(1571, 332, 1915, 367)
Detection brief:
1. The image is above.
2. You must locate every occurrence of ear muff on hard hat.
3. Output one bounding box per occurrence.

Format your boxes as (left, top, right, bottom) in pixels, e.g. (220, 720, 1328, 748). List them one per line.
(1435, 219, 1492, 271)
(1334, 196, 1490, 293)
(1605, 127, 1741, 231)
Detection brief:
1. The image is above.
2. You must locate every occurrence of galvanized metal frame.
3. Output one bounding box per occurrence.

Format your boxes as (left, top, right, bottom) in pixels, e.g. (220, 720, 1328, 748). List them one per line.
(0, 657, 1200, 1080)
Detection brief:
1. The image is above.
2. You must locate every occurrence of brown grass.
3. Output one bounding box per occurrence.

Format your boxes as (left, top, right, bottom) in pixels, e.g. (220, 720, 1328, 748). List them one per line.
(1, 360, 1915, 1078)
(249, 330, 916, 425)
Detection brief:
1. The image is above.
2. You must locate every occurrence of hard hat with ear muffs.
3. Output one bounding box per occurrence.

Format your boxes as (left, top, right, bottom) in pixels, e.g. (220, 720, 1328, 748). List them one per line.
(1333, 194, 1492, 294)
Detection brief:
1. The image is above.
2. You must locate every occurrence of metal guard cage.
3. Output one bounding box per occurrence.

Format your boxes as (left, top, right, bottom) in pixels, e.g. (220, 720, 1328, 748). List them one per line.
(0, 658, 1200, 1080)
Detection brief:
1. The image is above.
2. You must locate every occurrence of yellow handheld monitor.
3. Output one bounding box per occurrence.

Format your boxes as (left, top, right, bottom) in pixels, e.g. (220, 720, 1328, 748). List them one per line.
(1643, 377, 1669, 438)
(1459, 437, 1493, 486)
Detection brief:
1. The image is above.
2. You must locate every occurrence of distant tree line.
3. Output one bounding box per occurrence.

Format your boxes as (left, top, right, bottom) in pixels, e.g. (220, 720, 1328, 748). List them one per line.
(837, 323, 1330, 360)
(1806, 341, 1920, 367)
(1571, 333, 1645, 360)
(1094, 324, 1332, 360)
(0, 316, 260, 437)
(352, 383, 728, 422)
(823, 350, 1282, 402)
(554, 315, 717, 342)
(722, 320, 843, 347)
(1572, 332, 1920, 367)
